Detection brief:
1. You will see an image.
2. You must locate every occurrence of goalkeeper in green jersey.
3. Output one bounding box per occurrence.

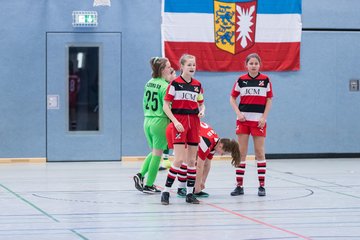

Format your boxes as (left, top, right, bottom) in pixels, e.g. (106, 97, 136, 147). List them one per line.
(133, 57, 175, 194)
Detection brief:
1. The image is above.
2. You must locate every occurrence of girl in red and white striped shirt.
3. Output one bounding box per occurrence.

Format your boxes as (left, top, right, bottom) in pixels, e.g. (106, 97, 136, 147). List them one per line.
(230, 53, 273, 197)
(161, 54, 205, 205)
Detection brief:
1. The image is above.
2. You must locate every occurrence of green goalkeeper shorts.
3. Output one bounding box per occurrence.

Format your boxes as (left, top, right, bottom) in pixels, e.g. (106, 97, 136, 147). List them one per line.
(144, 117, 170, 150)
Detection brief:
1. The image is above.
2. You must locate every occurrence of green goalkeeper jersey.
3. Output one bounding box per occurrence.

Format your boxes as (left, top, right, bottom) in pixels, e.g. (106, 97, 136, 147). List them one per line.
(143, 77, 169, 118)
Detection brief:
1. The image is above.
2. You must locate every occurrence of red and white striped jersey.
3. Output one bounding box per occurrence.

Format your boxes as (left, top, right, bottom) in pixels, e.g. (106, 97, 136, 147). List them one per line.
(231, 73, 273, 126)
(198, 122, 219, 161)
(164, 76, 204, 115)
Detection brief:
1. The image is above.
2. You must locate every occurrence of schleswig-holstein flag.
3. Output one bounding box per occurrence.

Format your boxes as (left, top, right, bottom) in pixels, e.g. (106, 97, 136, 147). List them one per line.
(162, 0, 302, 72)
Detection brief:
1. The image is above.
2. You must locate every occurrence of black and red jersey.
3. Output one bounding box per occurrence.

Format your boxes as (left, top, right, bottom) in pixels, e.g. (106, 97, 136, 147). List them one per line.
(166, 121, 219, 160)
(198, 122, 219, 161)
(231, 73, 273, 126)
(164, 76, 204, 115)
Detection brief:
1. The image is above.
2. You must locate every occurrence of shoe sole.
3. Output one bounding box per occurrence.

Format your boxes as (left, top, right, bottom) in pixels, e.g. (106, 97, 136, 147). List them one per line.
(133, 176, 143, 192)
(194, 195, 209, 198)
(194, 192, 209, 198)
(143, 190, 161, 194)
(258, 188, 266, 196)
(186, 194, 200, 204)
(230, 192, 244, 196)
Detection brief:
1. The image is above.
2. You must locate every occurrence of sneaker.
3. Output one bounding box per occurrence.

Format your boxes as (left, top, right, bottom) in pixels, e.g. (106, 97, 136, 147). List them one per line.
(258, 186, 266, 196)
(143, 185, 161, 194)
(158, 166, 167, 171)
(230, 186, 244, 196)
(186, 193, 200, 204)
(133, 173, 144, 192)
(177, 188, 187, 197)
(194, 191, 209, 198)
(161, 192, 170, 205)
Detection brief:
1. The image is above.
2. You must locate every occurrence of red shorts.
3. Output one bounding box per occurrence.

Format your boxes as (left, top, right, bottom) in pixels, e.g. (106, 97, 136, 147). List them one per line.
(166, 123, 174, 149)
(168, 114, 200, 146)
(166, 123, 189, 149)
(236, 120, 267, 137)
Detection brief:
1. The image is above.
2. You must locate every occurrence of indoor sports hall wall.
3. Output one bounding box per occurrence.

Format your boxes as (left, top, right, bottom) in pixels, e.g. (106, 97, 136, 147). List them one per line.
(0, 0, 359, 160)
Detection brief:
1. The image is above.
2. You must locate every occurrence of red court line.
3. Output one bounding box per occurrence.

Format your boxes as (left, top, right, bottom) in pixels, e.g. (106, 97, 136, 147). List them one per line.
(204, 201, 312, 240)
(153, 181, 311, 239)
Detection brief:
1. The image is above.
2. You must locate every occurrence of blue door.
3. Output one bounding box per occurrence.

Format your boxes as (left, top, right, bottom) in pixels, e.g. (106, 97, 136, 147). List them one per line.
(46, 32, 121, 161)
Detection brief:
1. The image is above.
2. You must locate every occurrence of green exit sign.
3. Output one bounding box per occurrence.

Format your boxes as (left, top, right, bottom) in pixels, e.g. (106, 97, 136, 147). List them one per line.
(72, 11, 98, 27)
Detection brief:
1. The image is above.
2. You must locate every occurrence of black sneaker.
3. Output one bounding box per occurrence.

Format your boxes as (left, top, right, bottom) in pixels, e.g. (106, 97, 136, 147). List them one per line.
(177, 188, 187, 197)
(133, 173, 144, 192)
(161, 192, 170, 205)
(258, 186, 266, 196)
(230, 186, 244, 196)
(143, 185, 161, 194)
(194, 191, 209, 198)
(186, 193, 200, 204)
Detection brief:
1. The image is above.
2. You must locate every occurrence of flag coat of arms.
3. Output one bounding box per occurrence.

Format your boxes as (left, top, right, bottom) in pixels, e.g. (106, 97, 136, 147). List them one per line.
(162, 0, 302, 72)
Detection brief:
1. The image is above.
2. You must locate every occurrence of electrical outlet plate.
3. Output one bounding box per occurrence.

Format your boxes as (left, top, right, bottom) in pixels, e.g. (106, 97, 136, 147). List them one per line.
(349, 79, 359, 91)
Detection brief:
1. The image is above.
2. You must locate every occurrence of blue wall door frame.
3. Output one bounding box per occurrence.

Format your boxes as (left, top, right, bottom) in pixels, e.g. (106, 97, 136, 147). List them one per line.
(46, 32, 121, 161)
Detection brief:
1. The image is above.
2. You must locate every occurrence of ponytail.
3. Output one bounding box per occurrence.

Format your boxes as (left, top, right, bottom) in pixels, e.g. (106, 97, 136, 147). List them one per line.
(220, 138, 241, 167)
(149, 57, 169, 78)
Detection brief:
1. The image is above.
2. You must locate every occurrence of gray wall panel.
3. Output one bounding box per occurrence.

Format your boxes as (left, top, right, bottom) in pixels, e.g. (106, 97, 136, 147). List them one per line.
(0, 0, 359, 158)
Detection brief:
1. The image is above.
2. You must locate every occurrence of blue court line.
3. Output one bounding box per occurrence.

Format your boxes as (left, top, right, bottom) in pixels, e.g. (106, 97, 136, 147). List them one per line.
(267, 173, 360, 199)
(268, 167, 354, 188)
(0, 183, 59, 223)
(70, 229, 89, 240)
(0, 183, 89, 240)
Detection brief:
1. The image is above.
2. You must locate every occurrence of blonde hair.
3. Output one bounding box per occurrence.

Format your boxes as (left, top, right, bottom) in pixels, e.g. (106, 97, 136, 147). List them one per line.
(179, 54, 195, 74)
(220, 138, 241, 167)
(150, 57, 169, 78)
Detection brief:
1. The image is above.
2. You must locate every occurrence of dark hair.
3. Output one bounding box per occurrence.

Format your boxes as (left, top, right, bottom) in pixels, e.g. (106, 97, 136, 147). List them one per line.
(220, 138, 241, 167)
(150, 57, 169, 78)
(245, 53, 261, 65)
